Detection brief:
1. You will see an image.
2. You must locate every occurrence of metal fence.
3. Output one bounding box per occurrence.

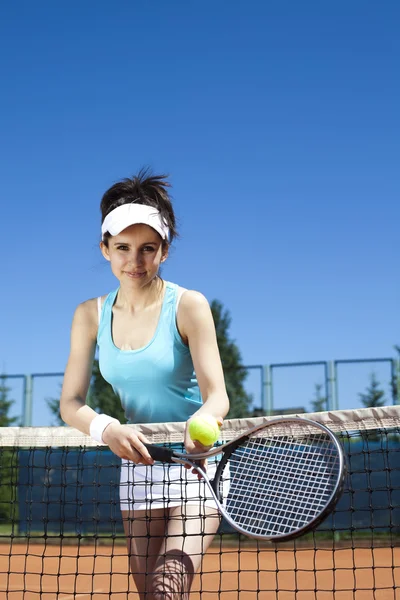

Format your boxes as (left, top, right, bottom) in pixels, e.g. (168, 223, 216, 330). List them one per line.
(2, 357, 400, 427)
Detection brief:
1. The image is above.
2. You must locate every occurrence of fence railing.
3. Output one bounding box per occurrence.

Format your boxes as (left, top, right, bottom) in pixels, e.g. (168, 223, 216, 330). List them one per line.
(2, 357, 400, 427)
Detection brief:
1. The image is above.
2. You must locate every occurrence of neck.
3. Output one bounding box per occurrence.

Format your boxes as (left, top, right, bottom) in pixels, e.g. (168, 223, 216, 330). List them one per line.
(117, 277, 165, 312)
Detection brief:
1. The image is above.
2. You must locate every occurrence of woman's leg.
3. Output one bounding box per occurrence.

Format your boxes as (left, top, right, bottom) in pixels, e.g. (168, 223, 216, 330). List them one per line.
(121, 461, 225, 598)
(151, 504, 221, 600)
(123, 505, 220, 600)
(121, 508, 168, 599)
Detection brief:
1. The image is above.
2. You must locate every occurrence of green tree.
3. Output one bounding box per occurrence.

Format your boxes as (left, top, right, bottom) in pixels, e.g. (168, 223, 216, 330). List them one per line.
(46, 394, 63, 426)
(311, 383, 328, 412)
(0, 377, 18, 427)
(210, 300, 252, 418)
(0, 378, 18, 524)
(359, 372, 386, 408)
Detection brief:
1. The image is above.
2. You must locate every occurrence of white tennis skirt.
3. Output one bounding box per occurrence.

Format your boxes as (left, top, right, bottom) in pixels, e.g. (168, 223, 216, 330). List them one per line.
(120, 458, 229, 512)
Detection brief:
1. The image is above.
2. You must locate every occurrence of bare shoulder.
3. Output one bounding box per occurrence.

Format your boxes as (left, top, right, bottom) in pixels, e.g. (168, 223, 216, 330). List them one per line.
(71, 297, 99, 338)
(73, 297, 97, 317)
(179, 289, 210, 313)
(178, 290, 213, 337)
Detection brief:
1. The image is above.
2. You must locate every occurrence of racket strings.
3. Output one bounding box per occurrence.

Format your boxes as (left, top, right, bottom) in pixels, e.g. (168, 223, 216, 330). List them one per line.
(220, 425, 341, 537)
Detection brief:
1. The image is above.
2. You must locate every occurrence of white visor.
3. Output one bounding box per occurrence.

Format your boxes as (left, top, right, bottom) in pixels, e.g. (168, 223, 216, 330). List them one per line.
(101, 203, 170, 240)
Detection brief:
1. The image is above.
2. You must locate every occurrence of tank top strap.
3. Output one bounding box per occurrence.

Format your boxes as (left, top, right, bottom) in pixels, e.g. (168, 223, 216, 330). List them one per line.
(162, 281, 178, 322)
(164, 281, 187, 312)
(176, 285, 186, 311)
(162, 281, 189, 349)
(97, 296, 104, 325)
(97, 288, 118, 345)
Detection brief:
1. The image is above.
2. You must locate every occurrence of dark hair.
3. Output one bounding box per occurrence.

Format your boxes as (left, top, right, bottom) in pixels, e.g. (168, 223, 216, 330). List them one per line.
(100, 168, 178, 247)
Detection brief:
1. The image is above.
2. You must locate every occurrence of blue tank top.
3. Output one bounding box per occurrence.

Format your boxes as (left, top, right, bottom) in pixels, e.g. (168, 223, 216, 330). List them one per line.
(97, 281, 202, 424)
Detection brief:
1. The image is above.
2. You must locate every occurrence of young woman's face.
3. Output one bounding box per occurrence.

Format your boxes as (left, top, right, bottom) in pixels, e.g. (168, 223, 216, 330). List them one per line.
(100, 223, 168, 287)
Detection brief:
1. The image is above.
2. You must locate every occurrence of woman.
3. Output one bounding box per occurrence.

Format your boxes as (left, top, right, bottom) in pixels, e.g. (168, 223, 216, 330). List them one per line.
(60, 169, 230, 599)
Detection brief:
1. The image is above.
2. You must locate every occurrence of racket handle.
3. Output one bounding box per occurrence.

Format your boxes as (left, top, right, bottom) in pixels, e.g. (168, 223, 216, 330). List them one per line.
(144, 443, 176, 463)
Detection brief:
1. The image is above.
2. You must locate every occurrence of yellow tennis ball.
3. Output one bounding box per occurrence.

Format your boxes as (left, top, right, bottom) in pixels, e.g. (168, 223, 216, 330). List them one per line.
(189, 415, 220, 446)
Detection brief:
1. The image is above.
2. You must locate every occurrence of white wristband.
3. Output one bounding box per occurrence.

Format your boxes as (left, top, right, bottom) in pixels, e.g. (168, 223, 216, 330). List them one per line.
(90, 414, 120, 444)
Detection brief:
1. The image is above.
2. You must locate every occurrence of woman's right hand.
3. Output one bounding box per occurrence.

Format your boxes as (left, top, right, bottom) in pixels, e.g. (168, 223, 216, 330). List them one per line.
(102, 423, 154, 465)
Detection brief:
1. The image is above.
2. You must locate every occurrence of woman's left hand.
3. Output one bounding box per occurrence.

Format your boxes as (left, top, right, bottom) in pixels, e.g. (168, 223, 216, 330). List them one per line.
(184, 415, 223, 478)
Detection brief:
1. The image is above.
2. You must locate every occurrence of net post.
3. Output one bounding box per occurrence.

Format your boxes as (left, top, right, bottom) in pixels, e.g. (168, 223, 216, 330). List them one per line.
(327, 361, 338, 411)
(262, 365, 273, 415)
(22, 374, 33, 427)
(395, 359, 400, 405)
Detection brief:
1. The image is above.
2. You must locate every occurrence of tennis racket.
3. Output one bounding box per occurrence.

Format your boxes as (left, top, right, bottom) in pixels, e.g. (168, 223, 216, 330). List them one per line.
(144, 417, 346, 541)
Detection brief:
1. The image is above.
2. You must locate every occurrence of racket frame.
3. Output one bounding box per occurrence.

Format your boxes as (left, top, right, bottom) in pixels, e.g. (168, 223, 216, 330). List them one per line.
(144, 417, 346, 541)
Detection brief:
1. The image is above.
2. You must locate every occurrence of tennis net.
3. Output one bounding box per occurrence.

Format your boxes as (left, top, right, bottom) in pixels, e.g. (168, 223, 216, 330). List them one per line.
(0, 406, 399, 599)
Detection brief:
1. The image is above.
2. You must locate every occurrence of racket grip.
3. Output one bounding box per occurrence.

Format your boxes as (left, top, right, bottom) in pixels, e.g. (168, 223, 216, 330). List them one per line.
(144, 443, 175, 463)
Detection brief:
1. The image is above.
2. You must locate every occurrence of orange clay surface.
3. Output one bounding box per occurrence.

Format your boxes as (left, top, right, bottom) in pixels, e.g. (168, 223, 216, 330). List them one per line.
(0, 543, 399, 599)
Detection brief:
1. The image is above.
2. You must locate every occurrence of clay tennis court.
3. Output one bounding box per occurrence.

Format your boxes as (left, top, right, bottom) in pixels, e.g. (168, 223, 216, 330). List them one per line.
(1, 542, 399, 599)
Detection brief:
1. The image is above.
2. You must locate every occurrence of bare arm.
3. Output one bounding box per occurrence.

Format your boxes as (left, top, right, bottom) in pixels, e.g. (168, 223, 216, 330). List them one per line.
(60, 300, 99, 434)
(178, 291, 230, 453)
(60, 299, 153, 464)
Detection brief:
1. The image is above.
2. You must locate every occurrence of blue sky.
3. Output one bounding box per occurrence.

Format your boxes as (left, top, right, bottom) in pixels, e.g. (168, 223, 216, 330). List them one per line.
(0, 2, 399, 424)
